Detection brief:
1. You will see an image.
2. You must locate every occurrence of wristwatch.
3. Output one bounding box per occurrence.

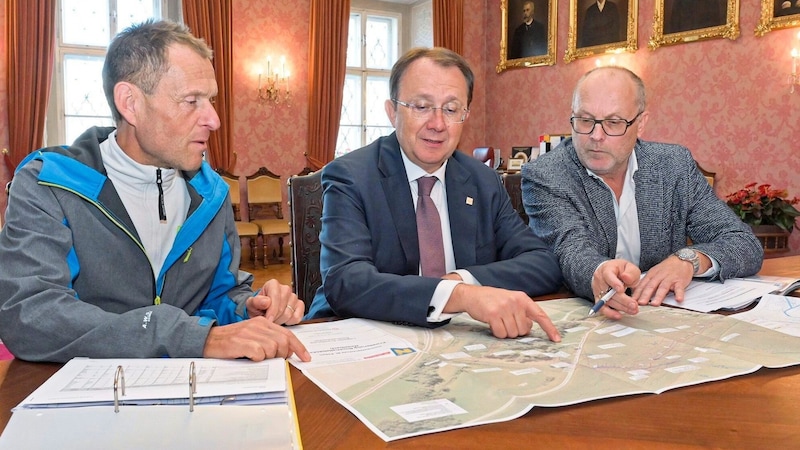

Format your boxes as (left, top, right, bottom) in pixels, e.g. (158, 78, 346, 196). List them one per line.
(674, 248, 700, 275)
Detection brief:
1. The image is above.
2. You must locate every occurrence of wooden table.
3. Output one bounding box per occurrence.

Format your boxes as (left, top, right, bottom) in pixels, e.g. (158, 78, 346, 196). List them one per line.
(3, 255, 800, 448)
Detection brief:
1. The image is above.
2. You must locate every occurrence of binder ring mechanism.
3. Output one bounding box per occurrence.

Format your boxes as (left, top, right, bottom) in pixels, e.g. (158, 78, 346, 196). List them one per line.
(113, 365, 126, 413)
(113, 361, 198, 413)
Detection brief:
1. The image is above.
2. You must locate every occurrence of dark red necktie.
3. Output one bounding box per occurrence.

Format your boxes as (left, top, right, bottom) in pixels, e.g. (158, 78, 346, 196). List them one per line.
(416, 176, 446, 278)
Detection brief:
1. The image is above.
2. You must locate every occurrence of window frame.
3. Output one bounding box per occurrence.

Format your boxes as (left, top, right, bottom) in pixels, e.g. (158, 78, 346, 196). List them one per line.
(336, 8, 402, 158)
(45, 0, 182, 147)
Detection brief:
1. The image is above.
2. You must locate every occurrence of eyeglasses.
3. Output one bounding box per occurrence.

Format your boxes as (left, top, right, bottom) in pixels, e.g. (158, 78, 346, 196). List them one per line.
(570, 111, 643, 137)
(392, 99, 469, 124)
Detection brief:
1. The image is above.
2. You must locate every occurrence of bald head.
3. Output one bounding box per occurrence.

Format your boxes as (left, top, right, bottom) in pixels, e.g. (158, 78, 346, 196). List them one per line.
(571, 66, 646, 116)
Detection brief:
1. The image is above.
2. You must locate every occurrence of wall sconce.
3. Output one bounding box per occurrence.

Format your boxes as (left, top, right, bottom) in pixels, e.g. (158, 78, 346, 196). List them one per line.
(791, 31, 800, 94)
(258, 56, 290, 105)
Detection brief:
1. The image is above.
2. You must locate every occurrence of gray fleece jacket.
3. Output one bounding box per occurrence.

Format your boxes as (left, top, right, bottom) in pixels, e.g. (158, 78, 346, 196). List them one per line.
(0, 126, 255, 362)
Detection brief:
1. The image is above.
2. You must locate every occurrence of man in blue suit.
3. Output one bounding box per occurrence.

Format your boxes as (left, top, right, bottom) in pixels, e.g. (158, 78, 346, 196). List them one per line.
(523, 66, 763, 320)
(306, 47, 563, 341)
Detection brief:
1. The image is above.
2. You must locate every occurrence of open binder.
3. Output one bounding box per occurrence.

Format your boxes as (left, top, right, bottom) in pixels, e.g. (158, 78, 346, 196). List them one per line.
(0, 358, 302, 449)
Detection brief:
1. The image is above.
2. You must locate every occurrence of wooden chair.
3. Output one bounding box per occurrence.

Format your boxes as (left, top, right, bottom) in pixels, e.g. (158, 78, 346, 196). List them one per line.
(216, 169, 260, 266)
(246, 167, 289, 266)
(288, 170, 323, 311)
(697, 163, 716, 187)
(501, 172, 529, 225)
(473, 147, 500, 170)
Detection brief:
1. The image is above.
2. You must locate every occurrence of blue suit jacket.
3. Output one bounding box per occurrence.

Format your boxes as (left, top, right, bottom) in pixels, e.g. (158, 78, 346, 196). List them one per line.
(522, 138, 763, 301)
(306, 133, 562, 325)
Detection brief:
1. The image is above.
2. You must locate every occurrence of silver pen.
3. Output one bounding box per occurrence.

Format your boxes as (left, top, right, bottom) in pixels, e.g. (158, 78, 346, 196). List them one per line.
(588, 273, 646, 317)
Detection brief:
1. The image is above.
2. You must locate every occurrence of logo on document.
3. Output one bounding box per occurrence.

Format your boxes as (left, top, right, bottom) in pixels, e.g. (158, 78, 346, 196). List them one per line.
(391, 347, 416, 356)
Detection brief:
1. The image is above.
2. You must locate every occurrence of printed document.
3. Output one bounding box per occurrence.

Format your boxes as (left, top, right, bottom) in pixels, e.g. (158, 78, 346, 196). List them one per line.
(290, 318, 418, 370)
(731, 293, 800, 337)
(16, 358, 287, 408)
(661, 279, 777, 312)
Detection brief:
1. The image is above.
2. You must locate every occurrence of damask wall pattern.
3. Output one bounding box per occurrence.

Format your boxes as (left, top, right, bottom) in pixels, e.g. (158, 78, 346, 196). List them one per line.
(484, 0, 800, 254)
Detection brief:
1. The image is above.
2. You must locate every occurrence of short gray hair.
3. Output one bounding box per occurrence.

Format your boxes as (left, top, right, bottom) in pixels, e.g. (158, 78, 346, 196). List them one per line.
(102, 19, 213, 121)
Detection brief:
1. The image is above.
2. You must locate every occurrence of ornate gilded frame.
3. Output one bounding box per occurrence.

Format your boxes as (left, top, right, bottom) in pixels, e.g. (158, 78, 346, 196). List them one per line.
(755, 0, 800, 36)
(649, 0, 739, 50)
(565, 0, 638, 63)
(497, 0, 557, 72)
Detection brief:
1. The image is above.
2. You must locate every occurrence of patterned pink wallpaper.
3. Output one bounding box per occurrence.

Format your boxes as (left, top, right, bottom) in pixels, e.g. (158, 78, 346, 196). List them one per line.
(482, 0, 800, 254)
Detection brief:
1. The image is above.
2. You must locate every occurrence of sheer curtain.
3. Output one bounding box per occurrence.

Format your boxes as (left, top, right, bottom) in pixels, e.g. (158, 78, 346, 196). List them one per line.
(183, 0, 234, 171)
(5, 0, 56, 172)
(306, 0, 350, 168)
(433, 0, 463, 55)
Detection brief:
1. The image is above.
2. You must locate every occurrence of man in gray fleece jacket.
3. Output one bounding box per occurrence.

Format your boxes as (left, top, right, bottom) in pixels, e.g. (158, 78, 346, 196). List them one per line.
(0, 20, 310, 363)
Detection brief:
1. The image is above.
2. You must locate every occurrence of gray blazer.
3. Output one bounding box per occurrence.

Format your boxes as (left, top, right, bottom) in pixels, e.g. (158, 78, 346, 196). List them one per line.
(522, 138, 763, 300)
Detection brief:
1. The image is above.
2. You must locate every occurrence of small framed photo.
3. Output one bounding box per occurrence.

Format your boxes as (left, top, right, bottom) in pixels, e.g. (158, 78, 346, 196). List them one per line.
(497, 0, 558, 72)
(755, 0, 800, 36)
(507, 158, 525, 172)
(565, 0, 639, 63)
(649, 0, 739, 50)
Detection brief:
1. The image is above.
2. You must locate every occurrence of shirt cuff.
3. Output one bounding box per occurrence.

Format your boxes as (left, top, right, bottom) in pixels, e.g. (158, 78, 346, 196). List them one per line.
(427, 280, 461, 322)
(695, 252, 720, 278)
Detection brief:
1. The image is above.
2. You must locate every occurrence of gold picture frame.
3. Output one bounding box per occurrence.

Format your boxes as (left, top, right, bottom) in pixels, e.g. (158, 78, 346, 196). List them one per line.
(755, 0, 800, 36)
(649, 0, 739, 50)
(497, 0, 557, 72)
(565, 0, 639, 63)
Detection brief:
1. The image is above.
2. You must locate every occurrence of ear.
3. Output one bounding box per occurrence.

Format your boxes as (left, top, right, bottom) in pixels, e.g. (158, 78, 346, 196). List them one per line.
(113, 82, 140, 126)
(635, 110, 649, 138)
(384, 99, 397, 128)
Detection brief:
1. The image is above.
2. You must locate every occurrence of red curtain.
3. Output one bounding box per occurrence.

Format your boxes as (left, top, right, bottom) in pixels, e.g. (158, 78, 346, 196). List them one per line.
(183, 0, 234, 171)
(306, 0, 350, 169)
(433, 0, 464, 55)
(5, 0, 56, 173)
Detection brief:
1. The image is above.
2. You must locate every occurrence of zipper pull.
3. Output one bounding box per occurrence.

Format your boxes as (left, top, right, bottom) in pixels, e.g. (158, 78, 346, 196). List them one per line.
(157, 168, 167, 223)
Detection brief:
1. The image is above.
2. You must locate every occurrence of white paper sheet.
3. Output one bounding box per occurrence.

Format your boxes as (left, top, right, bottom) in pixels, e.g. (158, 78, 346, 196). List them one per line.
(661, 279, 777, 312)
(290, 318, 418, 370)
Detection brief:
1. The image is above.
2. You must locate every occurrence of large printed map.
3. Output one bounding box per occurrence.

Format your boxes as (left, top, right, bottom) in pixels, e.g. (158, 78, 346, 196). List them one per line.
(293, 298, 800, 441)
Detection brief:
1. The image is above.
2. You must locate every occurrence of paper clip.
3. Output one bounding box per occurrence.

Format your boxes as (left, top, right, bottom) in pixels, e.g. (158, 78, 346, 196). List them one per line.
(189, 361, 196, 412)
(113, 365, 126, 413)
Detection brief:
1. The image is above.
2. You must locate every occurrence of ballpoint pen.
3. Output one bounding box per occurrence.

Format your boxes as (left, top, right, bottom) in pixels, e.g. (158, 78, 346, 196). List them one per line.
(588, 287, 616, 317)
(588, 273, 646, 317)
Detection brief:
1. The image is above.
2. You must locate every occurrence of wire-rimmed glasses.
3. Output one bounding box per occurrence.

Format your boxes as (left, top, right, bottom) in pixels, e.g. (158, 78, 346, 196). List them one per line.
(392, 99, 469, 124)
(570, 111, 643, 136)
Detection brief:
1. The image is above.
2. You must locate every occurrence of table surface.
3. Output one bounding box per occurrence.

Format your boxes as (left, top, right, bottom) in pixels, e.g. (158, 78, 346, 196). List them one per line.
(3, 255, 800, 449)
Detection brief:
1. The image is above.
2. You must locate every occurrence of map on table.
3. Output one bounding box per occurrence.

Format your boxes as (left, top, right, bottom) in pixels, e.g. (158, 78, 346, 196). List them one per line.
(291, 298, 800, 441)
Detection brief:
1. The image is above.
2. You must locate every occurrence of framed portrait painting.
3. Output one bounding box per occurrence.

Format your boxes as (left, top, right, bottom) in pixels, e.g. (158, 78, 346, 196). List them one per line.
(497, 0, 557, 72)
(565, 0, 639, 63)
(755, 0, 800, 36)
(649, 0, 740, 50)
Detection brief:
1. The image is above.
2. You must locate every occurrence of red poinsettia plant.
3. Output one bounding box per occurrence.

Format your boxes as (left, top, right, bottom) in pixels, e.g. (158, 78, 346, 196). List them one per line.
(726, 182, 800, 233)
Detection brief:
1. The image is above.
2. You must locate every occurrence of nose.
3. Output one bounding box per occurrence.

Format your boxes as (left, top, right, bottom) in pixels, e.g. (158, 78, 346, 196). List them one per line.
(589, 121, 606, 140)
(203, 102, 221, 131)
(425, 108, 447, 130)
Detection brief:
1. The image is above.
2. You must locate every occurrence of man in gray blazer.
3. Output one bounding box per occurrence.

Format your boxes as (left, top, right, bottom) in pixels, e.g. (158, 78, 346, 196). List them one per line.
(306, 47, 563, 341)
(522, 66, 762, 319)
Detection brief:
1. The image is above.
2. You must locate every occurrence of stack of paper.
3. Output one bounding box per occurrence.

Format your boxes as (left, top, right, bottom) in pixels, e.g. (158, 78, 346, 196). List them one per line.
(661, 278, 779, 312)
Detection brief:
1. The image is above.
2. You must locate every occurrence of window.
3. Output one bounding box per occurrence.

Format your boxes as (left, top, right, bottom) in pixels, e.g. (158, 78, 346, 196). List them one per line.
(46, 0, 181, 147)
(335, 10, 400, 158)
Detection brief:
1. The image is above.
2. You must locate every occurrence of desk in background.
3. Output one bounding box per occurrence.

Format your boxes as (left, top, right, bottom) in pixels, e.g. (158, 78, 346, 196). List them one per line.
(3, 255, 800, 448)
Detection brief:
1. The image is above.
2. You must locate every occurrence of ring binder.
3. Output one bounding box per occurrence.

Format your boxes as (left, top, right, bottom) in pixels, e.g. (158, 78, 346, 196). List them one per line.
(113, 365, 125, 413)
(114, 361, 200, 412)
(189, 361, 196, 412)
(1, 358, 301, 449)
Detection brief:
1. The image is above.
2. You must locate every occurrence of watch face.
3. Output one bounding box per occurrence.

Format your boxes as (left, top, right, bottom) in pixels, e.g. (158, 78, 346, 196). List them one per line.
(677, 248, 696, 259)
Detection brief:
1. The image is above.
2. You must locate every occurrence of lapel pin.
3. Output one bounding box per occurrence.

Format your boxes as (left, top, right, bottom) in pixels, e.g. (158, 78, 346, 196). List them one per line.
(466, 197, 474, 206)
